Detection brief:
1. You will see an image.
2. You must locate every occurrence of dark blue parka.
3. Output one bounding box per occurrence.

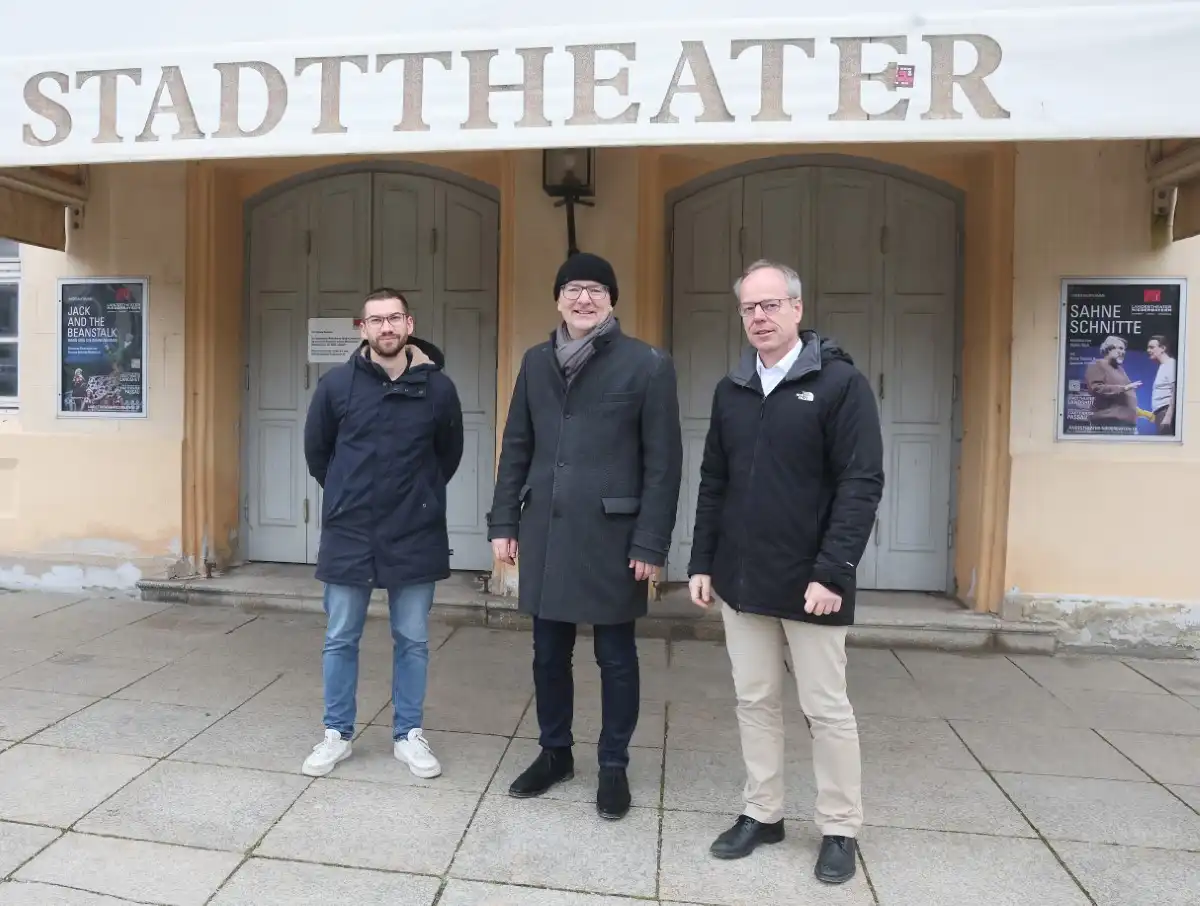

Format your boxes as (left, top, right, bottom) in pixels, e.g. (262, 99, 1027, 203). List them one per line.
(303, 337, 464, 589)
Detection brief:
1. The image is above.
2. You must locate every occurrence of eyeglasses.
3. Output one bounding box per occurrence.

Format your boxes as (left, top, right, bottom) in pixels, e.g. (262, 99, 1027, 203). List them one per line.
(561, 284, 609, 301)
(737, 298, 793, 319)
(362, 312, 411, 329)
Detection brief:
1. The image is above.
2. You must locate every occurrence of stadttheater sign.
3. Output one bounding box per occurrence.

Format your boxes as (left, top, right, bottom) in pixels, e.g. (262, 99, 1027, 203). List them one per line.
(1, 6, 1199, 167)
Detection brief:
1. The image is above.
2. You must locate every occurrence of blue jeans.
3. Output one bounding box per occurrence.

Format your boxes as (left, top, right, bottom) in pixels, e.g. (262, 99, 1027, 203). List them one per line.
(321, 582, 435, 741)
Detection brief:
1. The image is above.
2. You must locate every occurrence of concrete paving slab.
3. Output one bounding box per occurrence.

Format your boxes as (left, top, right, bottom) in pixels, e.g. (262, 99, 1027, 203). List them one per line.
(951, 721, 1148, 781)
(658, 809, 874, 906)
(844, 672, 940, 719)
(170, 708, 355, 775)
(863, 764, 1035, 837)
(111, 658, 281, 711)
(492, 739, 663, 808)
(76, 760, 310, 851)
(1122, 659, 1200, 695)
(0, 653, 166, 698)
(15, 832, 240, 906)
(0, 592, 87, 617)
(864, 826, 1090, 905)
(420, 684, 532, 737)
(258, 778, 478, 874)
(439, 879, 653, 906)
(1098, 730, 1200, 785)
(336, 726, 508, 792)
(1053, 841, 1200, 906)
(665, 700, 810, 755)
(451, 795, 659, 899)
(1049, 689, 1200, 735)
(1010, 655, 1167, 694)
(209, 858, 441, 905)
(29, 698, 220, 758)
(897, 651, 1038, 688)
(995, 773, 1200, 848)
(0, 689, 97, 740)
(1168, 784, 1200, 811)
(0, 822, 58, 878)
(918, 682, 1084, 725)
(0, 882, 134, 905)
(663, 747, 815, 818)
(858, 715, 978, 771)
(0, 744, 152, 827)
(0, 651, 53, 682)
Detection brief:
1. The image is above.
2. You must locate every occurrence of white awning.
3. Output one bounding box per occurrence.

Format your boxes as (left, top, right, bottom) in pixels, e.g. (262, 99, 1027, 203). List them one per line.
(0, 167, 87, 251)
(2, 1, 1199, 167)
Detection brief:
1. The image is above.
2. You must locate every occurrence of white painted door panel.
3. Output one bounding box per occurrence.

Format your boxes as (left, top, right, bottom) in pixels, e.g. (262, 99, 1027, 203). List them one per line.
(666, 178, 743, 582)
(878, 179, 957, 590)
(245, 188, 311, 563)
(435, 184, 499, 572)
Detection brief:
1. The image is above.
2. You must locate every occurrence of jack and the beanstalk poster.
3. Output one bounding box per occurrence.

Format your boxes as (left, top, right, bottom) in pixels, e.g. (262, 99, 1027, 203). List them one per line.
(57, 278, 148, 418)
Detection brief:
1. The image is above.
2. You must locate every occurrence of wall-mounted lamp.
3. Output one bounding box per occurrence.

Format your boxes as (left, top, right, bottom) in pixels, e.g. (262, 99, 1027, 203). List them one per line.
(542, 148, 595, 257)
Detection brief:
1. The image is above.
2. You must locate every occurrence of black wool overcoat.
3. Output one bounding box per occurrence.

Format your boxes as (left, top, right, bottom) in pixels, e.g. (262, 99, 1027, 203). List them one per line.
(487, 323, 683, 625)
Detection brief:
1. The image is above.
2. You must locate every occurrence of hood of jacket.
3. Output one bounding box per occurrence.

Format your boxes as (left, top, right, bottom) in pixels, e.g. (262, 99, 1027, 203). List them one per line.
(352, 335, 446, 375)
(729, 329, 854, 388)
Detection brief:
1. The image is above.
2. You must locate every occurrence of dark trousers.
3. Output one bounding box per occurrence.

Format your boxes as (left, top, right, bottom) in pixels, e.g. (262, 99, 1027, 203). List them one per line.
(532, 616, 639, 768)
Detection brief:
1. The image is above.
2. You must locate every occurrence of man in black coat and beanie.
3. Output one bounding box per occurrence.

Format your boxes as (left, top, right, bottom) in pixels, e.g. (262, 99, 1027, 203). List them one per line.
(488, 252, 683, 819)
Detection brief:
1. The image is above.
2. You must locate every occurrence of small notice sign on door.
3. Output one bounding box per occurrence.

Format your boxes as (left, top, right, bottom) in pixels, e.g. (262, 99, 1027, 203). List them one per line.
(307, 318, 362, 363)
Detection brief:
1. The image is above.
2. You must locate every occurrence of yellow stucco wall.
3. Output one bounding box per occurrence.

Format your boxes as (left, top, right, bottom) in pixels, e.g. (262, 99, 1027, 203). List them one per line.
(1007, 141, 1200, 606)
(0, 163, 186, 585)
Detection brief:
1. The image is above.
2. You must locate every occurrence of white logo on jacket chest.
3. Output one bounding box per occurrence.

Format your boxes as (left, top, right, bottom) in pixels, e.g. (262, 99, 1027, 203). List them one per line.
(795, 391, 814, 402)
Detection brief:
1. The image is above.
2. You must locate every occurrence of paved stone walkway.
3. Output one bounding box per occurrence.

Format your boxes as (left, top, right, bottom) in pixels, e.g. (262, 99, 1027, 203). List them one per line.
(0, 591, 1197, 905)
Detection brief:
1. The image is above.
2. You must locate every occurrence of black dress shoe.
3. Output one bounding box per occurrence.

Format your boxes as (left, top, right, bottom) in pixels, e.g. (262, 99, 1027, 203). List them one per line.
(596, 767, 631, 819)
(814, 835, 857, 884)
(709, 815, 785, 859)
(508, 748, 574, 798)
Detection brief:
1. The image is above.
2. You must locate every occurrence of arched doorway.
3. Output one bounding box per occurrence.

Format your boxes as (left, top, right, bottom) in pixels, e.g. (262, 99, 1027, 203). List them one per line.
(666, 157, 962, 593)
(240, 165, 500, 572)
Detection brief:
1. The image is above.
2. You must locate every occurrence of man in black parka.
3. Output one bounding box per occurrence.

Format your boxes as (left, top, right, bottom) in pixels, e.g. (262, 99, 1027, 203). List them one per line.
(488, 252, 683, 819)
(688, 259, 884, 885)
(302, 288, 463, 781)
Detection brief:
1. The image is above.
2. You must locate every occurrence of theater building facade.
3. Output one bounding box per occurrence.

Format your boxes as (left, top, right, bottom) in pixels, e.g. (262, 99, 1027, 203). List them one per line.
(0, 1, 1198, 648)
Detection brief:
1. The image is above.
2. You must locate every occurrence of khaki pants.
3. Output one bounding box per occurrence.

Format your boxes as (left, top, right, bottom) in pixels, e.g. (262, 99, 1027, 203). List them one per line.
(721, 602, 863, 837)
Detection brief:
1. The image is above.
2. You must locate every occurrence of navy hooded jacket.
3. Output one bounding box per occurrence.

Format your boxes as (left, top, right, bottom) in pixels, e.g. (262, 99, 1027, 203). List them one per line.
(303, 336, 464, 589)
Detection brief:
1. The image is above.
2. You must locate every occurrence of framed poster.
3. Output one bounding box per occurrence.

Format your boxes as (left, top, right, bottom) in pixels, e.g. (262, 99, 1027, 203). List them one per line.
(1056, 277, 1187, 442)
(57, 277, 148, 418)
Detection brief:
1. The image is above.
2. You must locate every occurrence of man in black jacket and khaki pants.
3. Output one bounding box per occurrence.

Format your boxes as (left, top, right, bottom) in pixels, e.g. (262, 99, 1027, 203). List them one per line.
(688, 259, 884, 885)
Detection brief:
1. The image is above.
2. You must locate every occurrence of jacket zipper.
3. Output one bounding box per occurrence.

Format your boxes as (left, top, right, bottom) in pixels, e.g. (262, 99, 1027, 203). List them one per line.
(735, 393, 767, 612)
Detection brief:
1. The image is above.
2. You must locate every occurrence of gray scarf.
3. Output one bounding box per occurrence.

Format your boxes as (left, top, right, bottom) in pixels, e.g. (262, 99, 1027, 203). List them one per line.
(555, 314, 617, 384)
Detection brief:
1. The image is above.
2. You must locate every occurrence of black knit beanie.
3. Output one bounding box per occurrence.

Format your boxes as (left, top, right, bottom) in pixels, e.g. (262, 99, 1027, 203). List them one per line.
(553, 252, 619, 304)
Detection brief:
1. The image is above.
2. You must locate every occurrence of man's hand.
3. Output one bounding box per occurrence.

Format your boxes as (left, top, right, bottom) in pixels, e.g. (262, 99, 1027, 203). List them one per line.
(689, 574, 713, 609)
(1125, 380, 1143, 391)
(630, 560, 657, 582)
(804, 581, 842, 616)
(492, 538, 518, 565)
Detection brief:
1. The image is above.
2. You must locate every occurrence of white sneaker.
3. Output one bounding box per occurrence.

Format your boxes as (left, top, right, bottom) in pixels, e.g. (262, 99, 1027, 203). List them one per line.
(394, 728, 442, 778)
(302, 729, 352, 777)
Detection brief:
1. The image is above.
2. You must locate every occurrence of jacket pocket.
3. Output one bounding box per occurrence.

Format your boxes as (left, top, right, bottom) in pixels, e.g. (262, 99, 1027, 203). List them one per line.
(518, 484, 531, 510)
(601, 496, 641, 515)
(601, 391, 639, 404)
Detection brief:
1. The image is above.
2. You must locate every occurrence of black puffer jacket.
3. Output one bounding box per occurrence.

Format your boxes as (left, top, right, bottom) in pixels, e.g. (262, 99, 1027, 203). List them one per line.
(304, 337, 463, 589)
(687, 331, 884, 626)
